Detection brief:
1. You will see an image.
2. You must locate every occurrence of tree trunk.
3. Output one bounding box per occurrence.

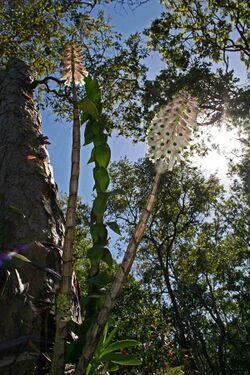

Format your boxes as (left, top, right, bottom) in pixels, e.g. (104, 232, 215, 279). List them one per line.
(0, 59, 64, 374)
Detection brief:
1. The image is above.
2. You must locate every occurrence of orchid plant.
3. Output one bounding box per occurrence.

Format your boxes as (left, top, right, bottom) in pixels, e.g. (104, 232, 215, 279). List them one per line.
(74, 91, 198, 374)
(50, 41, 88, 375)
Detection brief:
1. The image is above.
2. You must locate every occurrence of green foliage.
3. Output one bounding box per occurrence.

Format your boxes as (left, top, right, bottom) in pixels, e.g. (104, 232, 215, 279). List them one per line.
(107, 158, 250, 374)
(0, 1, 149, 139)
(86, 320, 141, 375)
(65, 76, 127, 368)
(94, 167, 110, 192)
(3, 1, 249, 373)
(95, 145, 111, 168)
(107, 221, 121, 235)
(148, 0, 250, 68)
(82, 76, 115, 314)
(79, 99, 99, 119)
(141, 62, 249, 132)
(57, 293, 70, 321)
(61, 197, 91, 293)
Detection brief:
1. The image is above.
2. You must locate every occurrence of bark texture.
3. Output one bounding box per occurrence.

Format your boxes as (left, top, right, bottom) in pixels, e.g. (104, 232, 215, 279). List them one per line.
(0, 59, 64, 374)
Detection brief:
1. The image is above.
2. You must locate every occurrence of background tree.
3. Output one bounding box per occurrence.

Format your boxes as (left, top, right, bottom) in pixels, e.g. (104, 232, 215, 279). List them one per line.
(0, 0, 148, 138)
(147, 0, 250, 68)
(0, 1, 249, 373)
(106, 158, 250, 374)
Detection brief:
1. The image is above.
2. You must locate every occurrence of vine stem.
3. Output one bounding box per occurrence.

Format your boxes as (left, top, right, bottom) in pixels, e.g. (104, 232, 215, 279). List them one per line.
(50, 45, 81, 375)
(75, 161, 164, 375)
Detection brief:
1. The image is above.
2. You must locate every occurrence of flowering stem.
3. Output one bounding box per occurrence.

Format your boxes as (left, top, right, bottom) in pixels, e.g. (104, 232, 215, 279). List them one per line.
(50, 46, 81, 375)
(75, 161, 163, 375)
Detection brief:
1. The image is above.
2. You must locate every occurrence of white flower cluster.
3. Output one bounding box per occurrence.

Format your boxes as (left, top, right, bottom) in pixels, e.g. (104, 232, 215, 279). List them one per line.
(61, 42, 88, 86)
(147, 92, 197, 170)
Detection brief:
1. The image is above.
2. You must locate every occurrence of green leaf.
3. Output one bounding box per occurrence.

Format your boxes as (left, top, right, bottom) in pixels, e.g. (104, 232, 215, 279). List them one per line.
(100, 340, 140, 357)
(84, 121, 94, 145)
(81, 111, 89, 125)
(104, 326, 119, 348)
(107, 221, 121, 235)
(65, 340, 83, 363)
(93, 167, 110, 192)
(92, 193, 108, 216)
(87, 245, 105, 262)
(87, 148, 95, 164)
(107, 365, 119, 372)
(13, 253, 31, 263)
(79, 98, 99, 119)
(93, 133, 108, 146)
(92, 120, 104, 136)
(85, 77, 101, 104)
(86, 364, 92, 375)
(102, 321, 109, 346)
(95, 144, 111, 168)
(102, 248, 113, 267)
(8, 205, 23, 216)
(100, 353, 142, 366)
(90, 223, 107, 242)
(87, 272, 112, 287)
(80, 294, 105, 311)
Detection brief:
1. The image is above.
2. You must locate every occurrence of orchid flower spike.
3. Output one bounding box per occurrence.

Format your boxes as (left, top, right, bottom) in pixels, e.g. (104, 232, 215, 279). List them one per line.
(61, 42, 88, 86)
(147, 91, 198, 171)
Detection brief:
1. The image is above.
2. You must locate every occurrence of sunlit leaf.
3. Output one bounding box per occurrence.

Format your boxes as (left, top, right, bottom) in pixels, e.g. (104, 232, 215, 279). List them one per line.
(95, 144, 111, 168)
(13, 253, 31, 263)
(100, 352, 142, 365)
(100, 340, 140, 357)
(93, 193, 108, 216)
(85, 77, 102, 104)
(93, 167, 110, 192)
(79, 98, 98, 119)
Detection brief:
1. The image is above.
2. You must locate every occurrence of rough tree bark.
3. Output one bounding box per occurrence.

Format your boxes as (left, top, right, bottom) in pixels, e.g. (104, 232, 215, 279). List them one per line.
(0, 59, 64, 374)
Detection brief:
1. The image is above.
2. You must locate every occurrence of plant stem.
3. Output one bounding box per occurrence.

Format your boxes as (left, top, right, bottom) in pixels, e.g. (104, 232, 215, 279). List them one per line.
(75, 161, 164, 375)
(50, 51, 81, 375)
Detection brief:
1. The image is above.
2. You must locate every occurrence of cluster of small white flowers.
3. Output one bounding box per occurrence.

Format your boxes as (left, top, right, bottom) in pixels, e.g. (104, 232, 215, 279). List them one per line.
(147, 92, 197, 170)
(61, 42, 88, 86)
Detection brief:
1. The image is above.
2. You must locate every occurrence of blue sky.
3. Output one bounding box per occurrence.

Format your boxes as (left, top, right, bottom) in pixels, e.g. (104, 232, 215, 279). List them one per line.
(43, 1, 165, 202)
(42, 1, 248, 204)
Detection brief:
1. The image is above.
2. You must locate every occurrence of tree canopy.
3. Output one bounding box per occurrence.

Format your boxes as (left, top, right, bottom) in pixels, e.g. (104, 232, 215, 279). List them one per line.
(0, 0, 249, 374)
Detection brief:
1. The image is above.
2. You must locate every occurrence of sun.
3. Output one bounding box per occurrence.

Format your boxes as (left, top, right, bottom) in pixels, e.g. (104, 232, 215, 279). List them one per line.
(192, 121, 242, 180)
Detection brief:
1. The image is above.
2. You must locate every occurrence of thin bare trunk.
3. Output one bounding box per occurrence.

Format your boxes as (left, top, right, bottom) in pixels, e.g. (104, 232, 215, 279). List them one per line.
(50, 72, 81, 374)
(75, 163, 163, 375)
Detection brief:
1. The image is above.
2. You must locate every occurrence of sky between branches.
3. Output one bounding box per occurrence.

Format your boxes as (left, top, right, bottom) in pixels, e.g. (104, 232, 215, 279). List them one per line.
(42, 1, 246, 203)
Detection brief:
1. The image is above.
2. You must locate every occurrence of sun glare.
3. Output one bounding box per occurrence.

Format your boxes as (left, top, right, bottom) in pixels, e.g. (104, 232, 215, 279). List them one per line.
(192, 122, 242, 181)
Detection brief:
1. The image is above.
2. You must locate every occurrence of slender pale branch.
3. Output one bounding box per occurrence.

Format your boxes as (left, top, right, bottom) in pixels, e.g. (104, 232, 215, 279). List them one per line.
(75, 161, 164, 375)
(50, 43, 84, 375)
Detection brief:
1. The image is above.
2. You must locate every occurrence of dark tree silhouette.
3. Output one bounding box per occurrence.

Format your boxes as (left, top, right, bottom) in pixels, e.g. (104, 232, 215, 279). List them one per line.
(0, 59, 64, 374)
